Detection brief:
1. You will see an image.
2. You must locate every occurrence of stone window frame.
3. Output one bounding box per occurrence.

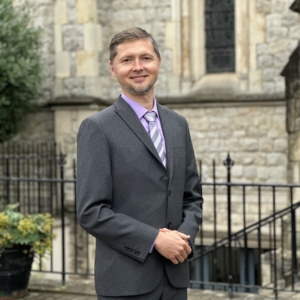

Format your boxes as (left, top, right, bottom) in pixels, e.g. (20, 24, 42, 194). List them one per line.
(191, 0, 249, 87)
(168, 0, 264, 97)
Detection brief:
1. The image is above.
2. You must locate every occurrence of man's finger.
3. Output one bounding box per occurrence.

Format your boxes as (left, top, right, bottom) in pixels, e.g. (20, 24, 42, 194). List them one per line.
(174, 231, 190, 240)
(160, 229, 190, 240)
(170, 258, 179, 265)
(186, 245, 192, 256)
(183, 243, 191, 255)
(176, 254, 185, 263)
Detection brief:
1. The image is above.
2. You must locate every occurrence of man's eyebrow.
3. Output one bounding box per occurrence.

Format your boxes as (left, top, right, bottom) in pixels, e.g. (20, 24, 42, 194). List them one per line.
(119, 52, 155, 60)
(142, 53, 155, 57)
(118, 54, 133, 60)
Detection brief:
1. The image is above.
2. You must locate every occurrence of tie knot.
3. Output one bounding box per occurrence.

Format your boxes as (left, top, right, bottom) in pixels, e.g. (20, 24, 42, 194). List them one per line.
(144, 111, 156, 123)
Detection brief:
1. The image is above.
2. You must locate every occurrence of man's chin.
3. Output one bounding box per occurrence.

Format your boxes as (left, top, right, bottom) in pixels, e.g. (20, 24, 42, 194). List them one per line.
(124, 85, 153, 95)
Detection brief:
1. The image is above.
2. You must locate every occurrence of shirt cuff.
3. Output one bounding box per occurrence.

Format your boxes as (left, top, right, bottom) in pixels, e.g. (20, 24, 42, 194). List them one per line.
(149, 241, 155, 253)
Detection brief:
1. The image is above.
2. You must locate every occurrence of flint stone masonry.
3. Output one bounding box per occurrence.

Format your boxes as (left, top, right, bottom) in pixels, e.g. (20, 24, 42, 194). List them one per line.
(256, 0, 300, 95)
(62, 24, 84, 51)
(173, 104, 288, 184)
(10, 110, 55, 143)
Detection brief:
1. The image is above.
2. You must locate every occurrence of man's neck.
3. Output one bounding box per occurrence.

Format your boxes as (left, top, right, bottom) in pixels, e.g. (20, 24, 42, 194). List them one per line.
(122, 91, 155, 111)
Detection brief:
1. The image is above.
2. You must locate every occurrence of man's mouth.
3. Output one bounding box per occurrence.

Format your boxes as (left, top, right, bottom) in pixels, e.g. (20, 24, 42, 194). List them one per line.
(131, 75, 147, 82)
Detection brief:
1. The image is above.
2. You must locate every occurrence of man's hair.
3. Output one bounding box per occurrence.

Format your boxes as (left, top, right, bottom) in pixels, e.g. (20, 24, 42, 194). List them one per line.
(109, 27, 161, 62)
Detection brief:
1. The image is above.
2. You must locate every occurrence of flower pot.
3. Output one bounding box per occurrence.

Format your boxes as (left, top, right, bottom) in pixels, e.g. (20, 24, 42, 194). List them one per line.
(0, 245, 34, 300)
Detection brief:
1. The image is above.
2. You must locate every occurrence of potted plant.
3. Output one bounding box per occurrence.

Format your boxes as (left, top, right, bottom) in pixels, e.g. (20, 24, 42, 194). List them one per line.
(0, 204, 55, 299)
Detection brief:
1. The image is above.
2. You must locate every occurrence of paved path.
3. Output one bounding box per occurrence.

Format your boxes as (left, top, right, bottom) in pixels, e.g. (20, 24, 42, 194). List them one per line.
(24, 291, 96, 300)
(23, 289, 300, 300)
(23, 278, 300, 300)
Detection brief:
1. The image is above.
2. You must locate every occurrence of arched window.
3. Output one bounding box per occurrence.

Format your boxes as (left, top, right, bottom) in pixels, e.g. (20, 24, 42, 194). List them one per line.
(205, 0, 235, 73)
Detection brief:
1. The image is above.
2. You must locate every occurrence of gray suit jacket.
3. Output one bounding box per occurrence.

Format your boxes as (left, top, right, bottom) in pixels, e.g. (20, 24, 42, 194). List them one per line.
(76, 96, 203, 297)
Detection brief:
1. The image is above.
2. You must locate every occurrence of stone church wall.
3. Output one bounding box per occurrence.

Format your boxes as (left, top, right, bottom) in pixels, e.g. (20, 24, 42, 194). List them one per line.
(10, 110, 55, 143)
(174, 103, 288, 184)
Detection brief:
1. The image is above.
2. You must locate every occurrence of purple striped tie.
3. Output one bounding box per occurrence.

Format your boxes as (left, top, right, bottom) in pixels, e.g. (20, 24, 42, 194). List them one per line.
(144, 112, 166, 167)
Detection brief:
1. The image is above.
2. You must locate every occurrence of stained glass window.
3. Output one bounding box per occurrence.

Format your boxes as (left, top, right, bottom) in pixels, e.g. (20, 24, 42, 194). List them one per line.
(205, 0, 235, 73)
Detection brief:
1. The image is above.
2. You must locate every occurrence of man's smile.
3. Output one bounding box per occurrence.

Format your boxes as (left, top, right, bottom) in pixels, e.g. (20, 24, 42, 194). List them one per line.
(130, 75, 148, 82)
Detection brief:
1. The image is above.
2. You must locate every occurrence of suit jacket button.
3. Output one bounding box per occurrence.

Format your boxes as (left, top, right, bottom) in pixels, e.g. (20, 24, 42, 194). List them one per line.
(168, 191, 171, 196)
(167, 222, 172, 229)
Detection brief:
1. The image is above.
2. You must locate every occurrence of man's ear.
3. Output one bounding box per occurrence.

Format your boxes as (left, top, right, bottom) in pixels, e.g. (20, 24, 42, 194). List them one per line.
(109, 61, 115, 76)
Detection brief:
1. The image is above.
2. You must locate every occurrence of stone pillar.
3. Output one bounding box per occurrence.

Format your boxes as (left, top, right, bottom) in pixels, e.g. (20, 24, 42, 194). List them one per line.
(281, 0, 300, 273)
(281, 0, 300, 184)
(165, 0, 182, 95)
(54, 0, 104, 99)
(53, 0, 106, 181)
(282, 44, 300, 185)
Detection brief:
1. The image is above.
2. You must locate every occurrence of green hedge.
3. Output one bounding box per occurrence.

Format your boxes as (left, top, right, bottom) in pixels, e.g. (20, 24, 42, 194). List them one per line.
(0, 0, 42, 143)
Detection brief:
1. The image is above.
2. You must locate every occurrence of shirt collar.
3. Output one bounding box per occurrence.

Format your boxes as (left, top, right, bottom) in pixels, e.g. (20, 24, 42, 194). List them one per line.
(121, 93, 159, 120)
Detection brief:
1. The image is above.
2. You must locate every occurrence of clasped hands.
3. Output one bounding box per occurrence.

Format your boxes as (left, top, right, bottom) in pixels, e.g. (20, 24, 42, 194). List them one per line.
(154, 228, 191, 265)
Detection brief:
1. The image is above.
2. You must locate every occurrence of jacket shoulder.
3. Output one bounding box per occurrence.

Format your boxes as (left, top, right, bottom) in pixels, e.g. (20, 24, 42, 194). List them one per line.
(158, 103, 187, 124)
(83, 105, 116, 124)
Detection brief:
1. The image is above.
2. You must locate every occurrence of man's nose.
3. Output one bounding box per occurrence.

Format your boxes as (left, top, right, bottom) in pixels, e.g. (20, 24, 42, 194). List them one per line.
(133, 59, 143, 70)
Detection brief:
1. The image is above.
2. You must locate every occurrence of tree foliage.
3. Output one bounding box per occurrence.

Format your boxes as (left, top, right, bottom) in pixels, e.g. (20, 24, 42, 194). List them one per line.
(0, 0, 42, 143)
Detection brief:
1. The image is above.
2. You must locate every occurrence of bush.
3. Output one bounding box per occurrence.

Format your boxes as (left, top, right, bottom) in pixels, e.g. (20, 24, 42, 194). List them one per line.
(0, 203, 55, 258)
(0, 0, 42, 143)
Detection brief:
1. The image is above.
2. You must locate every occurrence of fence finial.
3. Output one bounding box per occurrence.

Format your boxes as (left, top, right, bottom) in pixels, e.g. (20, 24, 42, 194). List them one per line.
(58, 152, 66, 166)
(223, 153, 234, 170)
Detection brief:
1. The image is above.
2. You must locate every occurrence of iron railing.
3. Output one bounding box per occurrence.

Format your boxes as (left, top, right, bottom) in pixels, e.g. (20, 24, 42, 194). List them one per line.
(190, 155, 300, 299)
(0, 142, 60, 214)
(0, 150, 300, 299)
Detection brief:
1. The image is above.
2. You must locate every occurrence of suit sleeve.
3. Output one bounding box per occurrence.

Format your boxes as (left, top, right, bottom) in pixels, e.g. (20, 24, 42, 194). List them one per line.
(76, 118, 159, 263)
(177, 119, 203, 257)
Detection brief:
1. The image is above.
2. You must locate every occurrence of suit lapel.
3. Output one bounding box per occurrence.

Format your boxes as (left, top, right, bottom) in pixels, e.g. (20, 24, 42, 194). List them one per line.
(157, 104, 174, 180)
(114, 96, 166, 169)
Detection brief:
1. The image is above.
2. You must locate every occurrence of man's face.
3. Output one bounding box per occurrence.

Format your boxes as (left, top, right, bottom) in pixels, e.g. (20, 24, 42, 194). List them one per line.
(110, 39, 161, 98)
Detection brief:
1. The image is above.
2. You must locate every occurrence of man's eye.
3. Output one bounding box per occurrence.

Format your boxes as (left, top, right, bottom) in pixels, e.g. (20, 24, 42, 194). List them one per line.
(122, 59, 130, 63)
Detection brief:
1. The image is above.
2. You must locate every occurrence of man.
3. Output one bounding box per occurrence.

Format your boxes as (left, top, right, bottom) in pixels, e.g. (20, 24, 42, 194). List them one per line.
(76, 27, 203, 300)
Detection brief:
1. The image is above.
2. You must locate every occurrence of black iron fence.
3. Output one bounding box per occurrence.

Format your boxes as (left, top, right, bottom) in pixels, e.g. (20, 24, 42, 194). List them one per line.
(1, 148, 300, 299)
(190, 155, 300, 299)
(0, 142, 61, 214)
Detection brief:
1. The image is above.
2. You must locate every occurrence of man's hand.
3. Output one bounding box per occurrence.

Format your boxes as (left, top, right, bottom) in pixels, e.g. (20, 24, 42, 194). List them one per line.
(154, 229, 191, 265)
(159, 228, 191, 246)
